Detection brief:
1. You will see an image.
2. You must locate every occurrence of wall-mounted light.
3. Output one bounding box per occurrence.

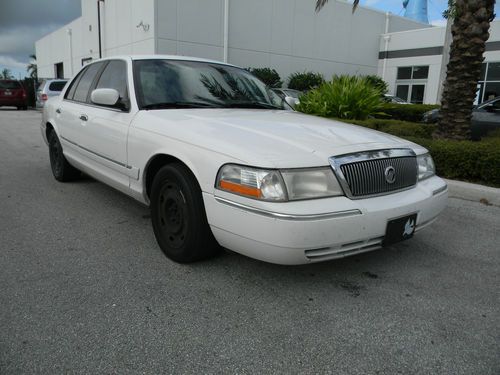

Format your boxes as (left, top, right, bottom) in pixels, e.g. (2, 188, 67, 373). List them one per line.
(136, 21, 150, 32)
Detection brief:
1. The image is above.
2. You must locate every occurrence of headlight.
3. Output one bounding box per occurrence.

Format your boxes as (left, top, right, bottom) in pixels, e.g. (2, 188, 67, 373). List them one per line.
(216, 164, 343, 201)
(417, 153, 435, 180)
(281, 167, 343, 200)
(217, 165, 286, 201)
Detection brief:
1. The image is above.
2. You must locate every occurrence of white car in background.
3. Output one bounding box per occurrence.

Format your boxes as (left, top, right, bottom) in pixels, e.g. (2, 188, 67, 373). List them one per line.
(36, 79, 68, 108)
(41, 55, 447, 265)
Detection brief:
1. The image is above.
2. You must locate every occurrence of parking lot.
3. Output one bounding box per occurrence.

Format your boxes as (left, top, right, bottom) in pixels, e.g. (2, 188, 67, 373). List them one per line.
(0, 108, 499, 374)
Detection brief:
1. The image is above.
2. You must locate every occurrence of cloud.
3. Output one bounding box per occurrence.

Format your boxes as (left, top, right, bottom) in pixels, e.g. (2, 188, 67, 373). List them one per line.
(0, 55, 28, 70)
(0, 0, 81, 31)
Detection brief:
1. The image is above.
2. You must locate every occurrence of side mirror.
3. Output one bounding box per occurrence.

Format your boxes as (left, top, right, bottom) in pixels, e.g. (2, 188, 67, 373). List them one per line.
(91, 88, 120, 107)
(285, 96, 300, 109)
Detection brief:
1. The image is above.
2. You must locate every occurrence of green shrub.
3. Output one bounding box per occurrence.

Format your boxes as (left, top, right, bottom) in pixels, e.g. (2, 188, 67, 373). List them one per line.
(347, 119, 436, 139)
(296, 75, 383, 120)
(405, 137, 500, 187)
(288, 71, 325, 91)
(335, 118, 499, 186)
(375, 103, 440, 122)
(246, 67, 282, 88)
(364, 75, 388, 95)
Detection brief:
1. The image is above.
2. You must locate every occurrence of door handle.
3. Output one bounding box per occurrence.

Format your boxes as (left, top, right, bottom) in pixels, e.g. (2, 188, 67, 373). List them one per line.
(56, 108, 61, 114)
(79, 114, 88, 121)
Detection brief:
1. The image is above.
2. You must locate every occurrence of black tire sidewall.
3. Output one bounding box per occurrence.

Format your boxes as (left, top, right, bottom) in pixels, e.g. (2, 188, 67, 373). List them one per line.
(150, 164, 216, 263)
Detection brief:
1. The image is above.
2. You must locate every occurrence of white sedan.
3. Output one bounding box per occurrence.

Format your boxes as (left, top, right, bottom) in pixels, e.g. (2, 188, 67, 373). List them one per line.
(41, 55, 447, 265)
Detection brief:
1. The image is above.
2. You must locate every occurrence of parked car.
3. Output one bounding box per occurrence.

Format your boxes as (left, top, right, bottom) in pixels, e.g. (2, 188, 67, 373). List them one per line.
(383, 94, 409, 104)
(271, 88, 302, 108)
(41, 56, 447, 265)
(0, 80, 28, 110)
(36, 79, 68, 108)
(422, 97, 500, 140)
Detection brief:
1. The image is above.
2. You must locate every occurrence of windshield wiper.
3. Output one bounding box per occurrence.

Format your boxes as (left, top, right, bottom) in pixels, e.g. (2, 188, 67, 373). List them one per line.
(142, 101, 220, 110)
(223, 101, 283, 110)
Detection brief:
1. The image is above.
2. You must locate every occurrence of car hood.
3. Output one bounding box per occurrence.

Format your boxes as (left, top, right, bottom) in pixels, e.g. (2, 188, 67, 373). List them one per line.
(137, 109, 427, 168)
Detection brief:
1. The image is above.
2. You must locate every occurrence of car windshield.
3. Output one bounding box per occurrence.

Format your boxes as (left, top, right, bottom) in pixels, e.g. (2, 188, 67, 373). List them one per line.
(0, 81, 21, 89)
(133, 59, 286, 110)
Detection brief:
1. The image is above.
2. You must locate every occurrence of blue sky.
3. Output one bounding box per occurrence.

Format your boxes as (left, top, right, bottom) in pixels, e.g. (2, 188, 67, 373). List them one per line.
(360, 0, 450, 26)
(360, 0, 499, 26)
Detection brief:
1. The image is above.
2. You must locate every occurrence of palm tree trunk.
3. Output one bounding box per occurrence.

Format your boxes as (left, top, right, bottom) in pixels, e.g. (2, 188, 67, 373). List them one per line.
(438, 0, 495, 140)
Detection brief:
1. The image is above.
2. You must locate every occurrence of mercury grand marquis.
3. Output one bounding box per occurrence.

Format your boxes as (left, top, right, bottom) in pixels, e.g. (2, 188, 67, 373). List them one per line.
(41, 55, 448, 265)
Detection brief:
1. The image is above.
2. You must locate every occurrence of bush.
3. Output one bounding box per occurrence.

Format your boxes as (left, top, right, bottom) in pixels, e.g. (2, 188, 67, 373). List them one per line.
(296, 75, 383, 120)
(287, 71, 325, 91)
(406, 136, 500, 187)
(375, 103, 440, 122)
(341, 118, 499, 186)
(347, 119, 437, 139)
(246, 67, 282, 88)
(364, 75, 388, 95)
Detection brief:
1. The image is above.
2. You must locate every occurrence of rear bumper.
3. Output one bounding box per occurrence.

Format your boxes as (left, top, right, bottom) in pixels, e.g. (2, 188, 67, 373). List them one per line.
(0, 97, 27, 106)
(204, 176, 448, 265)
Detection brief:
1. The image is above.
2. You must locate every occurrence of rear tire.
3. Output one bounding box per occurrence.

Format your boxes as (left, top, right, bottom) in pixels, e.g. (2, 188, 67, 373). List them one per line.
(150, 163, 219, 263)
(48, 131, 80, 182)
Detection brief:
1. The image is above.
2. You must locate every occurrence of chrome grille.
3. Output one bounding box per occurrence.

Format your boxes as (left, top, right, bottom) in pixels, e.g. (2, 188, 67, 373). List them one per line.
(329, 149, 418, 199)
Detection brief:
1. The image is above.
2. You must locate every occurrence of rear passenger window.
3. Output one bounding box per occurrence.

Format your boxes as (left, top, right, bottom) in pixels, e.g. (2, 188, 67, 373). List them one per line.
(72, 62, 104, 103)
(49, 81, 67, 92)
(95, 60, 128, 101)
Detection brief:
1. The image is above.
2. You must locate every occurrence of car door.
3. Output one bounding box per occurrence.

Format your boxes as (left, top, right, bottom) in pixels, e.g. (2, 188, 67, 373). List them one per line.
(77, 59, 139, 182)
(471, 98, 500, 139)
(57, 62, 106, 150)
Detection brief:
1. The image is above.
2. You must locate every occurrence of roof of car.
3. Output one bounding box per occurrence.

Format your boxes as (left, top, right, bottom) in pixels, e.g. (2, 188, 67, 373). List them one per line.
(96, 55, 235, 67)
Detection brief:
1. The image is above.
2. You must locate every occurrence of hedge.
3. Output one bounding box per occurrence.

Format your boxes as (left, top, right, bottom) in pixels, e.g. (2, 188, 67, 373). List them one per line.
(337, 118, 500, 187)
(348, 118, 436, 139)
(374, 103, 440, 122)
(406, 136, 500, 187)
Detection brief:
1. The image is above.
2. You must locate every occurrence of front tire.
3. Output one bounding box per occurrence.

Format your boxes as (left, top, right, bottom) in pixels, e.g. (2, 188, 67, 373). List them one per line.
(48, 131, 80, 181)
(150, 163, 219, 263)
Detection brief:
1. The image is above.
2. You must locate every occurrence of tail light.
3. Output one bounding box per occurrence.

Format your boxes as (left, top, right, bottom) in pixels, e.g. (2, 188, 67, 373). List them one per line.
(41, 93, 48, 101)
(22, 90, 27, 98)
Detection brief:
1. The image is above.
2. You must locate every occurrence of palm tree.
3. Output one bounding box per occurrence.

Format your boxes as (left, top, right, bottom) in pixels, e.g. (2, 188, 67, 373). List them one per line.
(438, 1, 495, 140)
(316, 0, 496, 140)
(1, 68, 13, 80)
(27, 54, 37, 81)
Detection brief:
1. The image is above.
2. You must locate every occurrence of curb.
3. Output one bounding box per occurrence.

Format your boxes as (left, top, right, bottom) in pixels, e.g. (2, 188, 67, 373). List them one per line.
(444, 179, 500, 206)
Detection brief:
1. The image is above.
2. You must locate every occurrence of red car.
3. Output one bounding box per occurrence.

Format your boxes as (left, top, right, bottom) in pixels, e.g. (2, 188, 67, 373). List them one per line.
(0, 80, 28, 110)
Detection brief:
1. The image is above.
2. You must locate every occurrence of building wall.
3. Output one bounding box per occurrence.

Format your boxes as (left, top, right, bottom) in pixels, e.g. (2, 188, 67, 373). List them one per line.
(378, 20, 500, 104)
(36, 0, 156, 79)
(36, 0, 429, 82)
(154, 0, 429, 85)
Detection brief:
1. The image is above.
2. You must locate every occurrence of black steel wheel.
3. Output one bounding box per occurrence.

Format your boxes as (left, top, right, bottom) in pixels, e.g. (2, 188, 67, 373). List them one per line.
(48, 131, 80, 182)
(150, 163, 219, 263)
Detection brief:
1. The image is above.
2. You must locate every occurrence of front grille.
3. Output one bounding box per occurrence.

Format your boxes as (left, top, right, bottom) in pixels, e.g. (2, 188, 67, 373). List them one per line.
(329, 149, 418, 198)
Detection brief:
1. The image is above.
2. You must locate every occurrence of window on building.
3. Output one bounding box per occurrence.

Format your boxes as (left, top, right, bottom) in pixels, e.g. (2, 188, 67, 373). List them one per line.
(478, 62, 500, 104)
(395, 66, 429, 104)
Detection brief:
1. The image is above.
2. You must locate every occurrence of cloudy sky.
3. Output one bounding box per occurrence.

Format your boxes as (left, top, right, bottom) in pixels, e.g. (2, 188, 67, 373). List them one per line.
(0, 0, 498, 79)
(0, 0, 81, 78)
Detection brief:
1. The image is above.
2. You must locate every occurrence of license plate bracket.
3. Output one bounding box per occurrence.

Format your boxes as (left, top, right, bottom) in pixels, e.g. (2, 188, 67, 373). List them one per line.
(383, 213, 417, 246)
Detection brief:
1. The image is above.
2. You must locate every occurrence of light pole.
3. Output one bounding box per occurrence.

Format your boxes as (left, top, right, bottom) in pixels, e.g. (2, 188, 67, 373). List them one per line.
(67, 28, 74, 77)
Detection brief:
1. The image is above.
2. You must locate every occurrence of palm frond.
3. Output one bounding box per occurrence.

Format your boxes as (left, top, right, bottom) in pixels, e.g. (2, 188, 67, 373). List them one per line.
(315, 0, 359, 13)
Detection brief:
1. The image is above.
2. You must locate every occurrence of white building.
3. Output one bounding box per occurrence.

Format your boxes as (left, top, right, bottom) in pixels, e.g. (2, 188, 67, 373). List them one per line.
(36, 0, 500, 105)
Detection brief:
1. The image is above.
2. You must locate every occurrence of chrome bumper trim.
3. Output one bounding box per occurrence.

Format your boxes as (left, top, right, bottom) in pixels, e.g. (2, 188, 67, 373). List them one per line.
(432, 184, 448, 196)
(214, 196, 362, 221)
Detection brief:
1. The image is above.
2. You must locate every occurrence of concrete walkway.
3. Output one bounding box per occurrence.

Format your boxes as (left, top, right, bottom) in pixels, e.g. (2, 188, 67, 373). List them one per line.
(445, 179, 500, 207)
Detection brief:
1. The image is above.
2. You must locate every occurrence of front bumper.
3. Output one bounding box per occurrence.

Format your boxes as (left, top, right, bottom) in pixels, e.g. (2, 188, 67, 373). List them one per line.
(204, 176, 448, 265)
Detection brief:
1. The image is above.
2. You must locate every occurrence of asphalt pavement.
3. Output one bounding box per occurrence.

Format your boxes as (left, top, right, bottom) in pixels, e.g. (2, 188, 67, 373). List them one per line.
(0, 108, 499, 374)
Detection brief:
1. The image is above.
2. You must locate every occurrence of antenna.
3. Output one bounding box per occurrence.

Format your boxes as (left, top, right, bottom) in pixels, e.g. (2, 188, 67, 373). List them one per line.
(403, 0, 429, 24)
